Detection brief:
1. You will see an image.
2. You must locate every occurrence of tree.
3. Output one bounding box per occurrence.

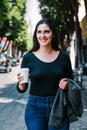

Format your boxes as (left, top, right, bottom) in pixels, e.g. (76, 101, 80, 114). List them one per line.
(0, 0, 32, 53)
(0, 0, 11, 37)
(70, 0, 83, 66)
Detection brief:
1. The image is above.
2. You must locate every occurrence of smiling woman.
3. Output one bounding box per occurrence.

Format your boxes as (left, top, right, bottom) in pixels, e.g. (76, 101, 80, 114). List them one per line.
(17, 18, 74, 130)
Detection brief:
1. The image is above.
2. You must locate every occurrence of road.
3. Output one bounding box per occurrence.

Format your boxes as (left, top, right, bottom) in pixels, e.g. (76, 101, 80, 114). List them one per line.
(0, 65, 28, 130)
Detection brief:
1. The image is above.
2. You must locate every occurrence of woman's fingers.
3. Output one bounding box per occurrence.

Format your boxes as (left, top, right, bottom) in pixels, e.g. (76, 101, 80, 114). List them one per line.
(59, 78, 68, 90)
(17, 72, 24, 83)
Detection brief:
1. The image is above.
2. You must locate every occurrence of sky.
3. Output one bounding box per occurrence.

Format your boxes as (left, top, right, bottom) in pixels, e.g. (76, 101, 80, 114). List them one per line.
(25, 0, 41, 33)
(78, 0, 86, 21)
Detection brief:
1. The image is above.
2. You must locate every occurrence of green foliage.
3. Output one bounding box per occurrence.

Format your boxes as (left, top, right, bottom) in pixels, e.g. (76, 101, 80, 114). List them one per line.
(0, 1, 10, 32)
(0, 0, 32, 52)
(19, 34, 33, 52)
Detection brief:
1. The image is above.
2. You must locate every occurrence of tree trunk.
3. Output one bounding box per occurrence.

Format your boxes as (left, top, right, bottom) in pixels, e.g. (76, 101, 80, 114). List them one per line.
(75, 14, 83, 65)
(71, 1, 83, 67)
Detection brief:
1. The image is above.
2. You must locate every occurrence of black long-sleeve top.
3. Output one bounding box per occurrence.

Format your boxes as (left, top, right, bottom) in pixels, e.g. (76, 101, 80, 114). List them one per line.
(17, 51, 73, 96)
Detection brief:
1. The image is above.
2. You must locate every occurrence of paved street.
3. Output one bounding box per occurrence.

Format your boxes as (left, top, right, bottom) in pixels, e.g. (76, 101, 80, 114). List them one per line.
(0, 66, 87, 130)
(0, 65, 28, 130)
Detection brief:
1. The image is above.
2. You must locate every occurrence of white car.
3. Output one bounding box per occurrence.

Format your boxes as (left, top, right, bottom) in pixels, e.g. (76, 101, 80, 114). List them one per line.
(0, 53, 12, 73)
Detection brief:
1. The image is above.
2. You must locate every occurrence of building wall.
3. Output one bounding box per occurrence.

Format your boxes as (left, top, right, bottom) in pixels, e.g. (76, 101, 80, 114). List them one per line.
(78, 0, 87, 63)
(80, 16, 87, 63)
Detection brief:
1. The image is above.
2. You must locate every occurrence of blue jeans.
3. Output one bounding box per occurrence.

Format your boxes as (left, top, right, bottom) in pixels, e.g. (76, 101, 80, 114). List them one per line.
(25, 94, 70, 130)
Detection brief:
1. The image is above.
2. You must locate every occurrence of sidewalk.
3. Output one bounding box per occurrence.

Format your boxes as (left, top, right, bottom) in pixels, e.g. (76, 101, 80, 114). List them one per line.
(70, 75, 87, 130)
(70, 95, 87, 130)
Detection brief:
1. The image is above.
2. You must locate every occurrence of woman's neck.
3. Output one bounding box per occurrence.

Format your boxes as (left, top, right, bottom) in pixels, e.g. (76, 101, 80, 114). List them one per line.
(38, 46, 53, 55)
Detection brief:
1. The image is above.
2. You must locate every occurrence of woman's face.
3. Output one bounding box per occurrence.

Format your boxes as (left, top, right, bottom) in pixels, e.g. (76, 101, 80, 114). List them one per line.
(36, 23, 53, 47)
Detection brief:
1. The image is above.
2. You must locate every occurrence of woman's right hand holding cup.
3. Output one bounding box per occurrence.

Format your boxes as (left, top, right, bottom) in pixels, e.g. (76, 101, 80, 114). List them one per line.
(17, 72, 26, 91)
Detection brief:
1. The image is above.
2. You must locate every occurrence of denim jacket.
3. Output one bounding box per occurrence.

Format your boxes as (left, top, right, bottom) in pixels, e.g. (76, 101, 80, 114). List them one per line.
(48, 78, 83, 128)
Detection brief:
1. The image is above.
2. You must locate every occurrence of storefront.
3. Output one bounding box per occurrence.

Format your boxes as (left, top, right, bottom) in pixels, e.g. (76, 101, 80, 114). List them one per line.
(80, 15, 87, 63)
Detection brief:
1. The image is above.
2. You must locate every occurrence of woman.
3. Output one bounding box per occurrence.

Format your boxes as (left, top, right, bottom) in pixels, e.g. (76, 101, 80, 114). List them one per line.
(17, 18, 74, 130)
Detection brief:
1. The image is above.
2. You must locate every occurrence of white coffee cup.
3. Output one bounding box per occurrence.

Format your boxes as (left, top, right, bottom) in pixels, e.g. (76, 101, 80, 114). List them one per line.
(19, 68, 29, 83)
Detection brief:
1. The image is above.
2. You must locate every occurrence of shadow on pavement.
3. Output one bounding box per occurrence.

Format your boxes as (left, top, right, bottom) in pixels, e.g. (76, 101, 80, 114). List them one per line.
(0, 82, 29, 130)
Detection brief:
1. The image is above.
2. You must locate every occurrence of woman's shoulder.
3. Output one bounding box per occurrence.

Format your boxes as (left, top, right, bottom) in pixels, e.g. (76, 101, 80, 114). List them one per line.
(60, 50, 69, 58)
(23, 51, 32, 58)
(59, 51, 70, 61)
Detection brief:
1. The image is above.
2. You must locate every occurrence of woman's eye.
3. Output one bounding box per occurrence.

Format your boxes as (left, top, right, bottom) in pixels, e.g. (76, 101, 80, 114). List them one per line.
(37, 31, 41, 34)
(45, 30, 50, 34)
(37, 30, 51, 34)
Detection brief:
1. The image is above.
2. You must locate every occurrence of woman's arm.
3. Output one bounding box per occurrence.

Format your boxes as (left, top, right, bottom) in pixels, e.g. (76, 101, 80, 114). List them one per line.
(16, 54, 29, 93)
(59, 53, 73, 90)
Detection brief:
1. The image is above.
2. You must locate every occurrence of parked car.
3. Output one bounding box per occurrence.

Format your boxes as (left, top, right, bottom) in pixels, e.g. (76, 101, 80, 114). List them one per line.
(11, 57, 17, 66)
(0, 53, 12, 72)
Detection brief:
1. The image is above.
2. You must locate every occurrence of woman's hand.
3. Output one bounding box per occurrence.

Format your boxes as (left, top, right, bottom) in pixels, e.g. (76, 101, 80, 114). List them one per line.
(17, 72, 24, 84)
(59, 78, 68, 90)
(17, 72, 26, 91)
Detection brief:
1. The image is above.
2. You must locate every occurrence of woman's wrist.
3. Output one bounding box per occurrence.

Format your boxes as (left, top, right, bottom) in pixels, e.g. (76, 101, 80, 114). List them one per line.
(17, 83, 28, 93)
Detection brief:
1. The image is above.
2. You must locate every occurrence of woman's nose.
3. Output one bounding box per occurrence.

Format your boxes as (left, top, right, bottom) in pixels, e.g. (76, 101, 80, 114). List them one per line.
(41, 32, 45, 37)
